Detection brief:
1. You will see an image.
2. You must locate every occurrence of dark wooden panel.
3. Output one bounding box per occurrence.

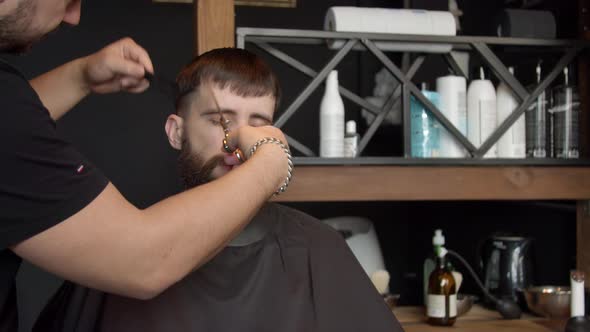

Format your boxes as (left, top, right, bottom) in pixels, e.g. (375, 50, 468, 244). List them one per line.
(193, 0, 235, 55)
(273, 166, 590, 201)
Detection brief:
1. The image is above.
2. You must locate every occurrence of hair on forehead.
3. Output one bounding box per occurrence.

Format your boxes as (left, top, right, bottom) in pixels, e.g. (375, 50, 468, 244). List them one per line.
(175, 48, 280, 114)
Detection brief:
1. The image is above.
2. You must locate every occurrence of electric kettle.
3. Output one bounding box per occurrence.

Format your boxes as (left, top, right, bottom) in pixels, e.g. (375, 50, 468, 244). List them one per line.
(479, 235, 534, 308)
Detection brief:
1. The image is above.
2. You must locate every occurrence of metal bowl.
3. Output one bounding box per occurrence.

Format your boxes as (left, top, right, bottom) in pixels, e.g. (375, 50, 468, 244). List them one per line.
(523, 286, 571, 318)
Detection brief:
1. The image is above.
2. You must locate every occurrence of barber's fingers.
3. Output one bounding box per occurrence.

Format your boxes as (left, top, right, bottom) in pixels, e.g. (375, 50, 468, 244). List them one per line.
(86, 75, 150, 95)
(227, 125, 288, 158)
(120, 76, 150, 93)
(120, 38, 154, 76)
(102, 38, 152, 79)
(84, 38, 154, 94)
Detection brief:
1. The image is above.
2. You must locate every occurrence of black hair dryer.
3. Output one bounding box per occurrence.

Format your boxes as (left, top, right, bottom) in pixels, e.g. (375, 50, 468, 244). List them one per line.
(479, 235, 534, 308)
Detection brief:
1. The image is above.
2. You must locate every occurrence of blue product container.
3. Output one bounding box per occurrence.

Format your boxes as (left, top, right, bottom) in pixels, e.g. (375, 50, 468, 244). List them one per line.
(410, 91, 441, 158)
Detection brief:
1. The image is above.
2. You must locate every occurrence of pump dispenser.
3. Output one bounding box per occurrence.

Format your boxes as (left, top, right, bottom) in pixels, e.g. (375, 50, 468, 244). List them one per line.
(433, 229, 445, 247)
(552, 66, 580, 159)
(467, 67, 497, 157)
(526, 62, 548, 158)
(427, 246, 457, 326)
(497, 67, 526, 158)
(424, 229, 446, 304)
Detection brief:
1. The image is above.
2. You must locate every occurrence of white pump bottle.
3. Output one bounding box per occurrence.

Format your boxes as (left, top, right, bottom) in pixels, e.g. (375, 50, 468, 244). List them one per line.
(467, 67, 497, 158)
(497, 67, 526, 158)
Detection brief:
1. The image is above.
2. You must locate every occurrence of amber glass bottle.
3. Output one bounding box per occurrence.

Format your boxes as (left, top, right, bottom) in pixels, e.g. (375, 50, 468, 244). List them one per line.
(426, 247, 457, 326)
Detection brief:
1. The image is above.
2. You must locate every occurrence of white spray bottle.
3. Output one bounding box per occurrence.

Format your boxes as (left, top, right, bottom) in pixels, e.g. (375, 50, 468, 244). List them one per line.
(320, 70, 345, 157)
(467, 67, 497, 158)
(497, 67, 526, 158)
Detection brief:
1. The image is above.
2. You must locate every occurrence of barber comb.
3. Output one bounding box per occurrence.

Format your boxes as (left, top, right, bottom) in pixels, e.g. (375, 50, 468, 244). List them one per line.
(144, 71, 179, 102)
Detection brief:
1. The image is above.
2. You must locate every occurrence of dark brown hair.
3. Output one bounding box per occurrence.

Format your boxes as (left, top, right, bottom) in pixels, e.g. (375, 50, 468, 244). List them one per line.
(175, 48, 281, 113)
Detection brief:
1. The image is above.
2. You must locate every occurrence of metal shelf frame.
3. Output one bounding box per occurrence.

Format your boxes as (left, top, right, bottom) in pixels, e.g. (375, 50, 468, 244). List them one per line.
(236, 27, 590, 163)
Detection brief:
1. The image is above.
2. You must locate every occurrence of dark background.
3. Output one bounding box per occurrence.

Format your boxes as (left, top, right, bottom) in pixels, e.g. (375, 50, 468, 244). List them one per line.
(1, 0, 580, 330)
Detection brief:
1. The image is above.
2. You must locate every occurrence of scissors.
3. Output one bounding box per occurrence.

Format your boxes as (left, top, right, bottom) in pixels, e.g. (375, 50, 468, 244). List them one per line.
(207, 85, 244, 163)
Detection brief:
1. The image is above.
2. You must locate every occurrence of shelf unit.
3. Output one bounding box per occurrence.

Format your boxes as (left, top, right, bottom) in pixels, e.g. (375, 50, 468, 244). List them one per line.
(235, 27, 590, 282)
(237, 27, 590, 159)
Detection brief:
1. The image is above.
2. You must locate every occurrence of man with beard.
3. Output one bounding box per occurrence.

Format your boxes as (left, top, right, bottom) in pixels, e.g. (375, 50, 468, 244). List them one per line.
(35, 48, 405, 332)
(1, 1, 291, 330)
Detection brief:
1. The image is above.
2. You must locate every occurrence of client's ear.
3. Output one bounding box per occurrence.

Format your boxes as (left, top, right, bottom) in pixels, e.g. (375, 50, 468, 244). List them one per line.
(165, 114, 184, 150)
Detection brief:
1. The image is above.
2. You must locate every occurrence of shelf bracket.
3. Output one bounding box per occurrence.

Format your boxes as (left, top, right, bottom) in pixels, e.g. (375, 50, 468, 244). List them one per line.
(274, 39, 357, 128)
(361, 38, 478, 156)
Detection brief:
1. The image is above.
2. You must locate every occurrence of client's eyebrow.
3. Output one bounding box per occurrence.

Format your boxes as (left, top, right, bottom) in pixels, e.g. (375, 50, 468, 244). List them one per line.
(201, 109, 273, 125)
(201, 108, 235, 118)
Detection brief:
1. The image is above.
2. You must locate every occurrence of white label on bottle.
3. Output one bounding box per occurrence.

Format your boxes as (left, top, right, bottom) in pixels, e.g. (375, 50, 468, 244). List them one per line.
(427, 294, 457, 318)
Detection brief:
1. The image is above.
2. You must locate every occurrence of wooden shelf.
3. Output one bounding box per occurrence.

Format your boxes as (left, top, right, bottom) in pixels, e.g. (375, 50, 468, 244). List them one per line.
(273, 165, 590, 202)
(393, 305, 564, 332)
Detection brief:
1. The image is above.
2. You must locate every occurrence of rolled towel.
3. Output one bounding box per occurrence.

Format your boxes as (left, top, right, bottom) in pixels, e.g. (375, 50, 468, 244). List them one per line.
(325, 7, 456, 53)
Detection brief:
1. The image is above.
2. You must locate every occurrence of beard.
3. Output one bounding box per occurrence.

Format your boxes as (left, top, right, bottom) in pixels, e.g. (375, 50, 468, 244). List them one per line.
(0, 0, 60, 53)
(178, 138, 225, 189)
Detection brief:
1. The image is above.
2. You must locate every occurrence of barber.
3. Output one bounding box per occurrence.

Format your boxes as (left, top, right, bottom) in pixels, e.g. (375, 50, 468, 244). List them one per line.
(0, 1, 291, 330)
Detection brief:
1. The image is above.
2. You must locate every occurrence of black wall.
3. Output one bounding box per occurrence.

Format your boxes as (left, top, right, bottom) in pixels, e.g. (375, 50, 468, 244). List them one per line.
(2, 0, 579, 330)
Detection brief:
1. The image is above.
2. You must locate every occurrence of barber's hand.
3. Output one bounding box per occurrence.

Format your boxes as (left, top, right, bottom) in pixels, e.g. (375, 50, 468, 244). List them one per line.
(226, 125, 291, 194)
(81, 38, 154, 94)
(226, 125, 288, 159)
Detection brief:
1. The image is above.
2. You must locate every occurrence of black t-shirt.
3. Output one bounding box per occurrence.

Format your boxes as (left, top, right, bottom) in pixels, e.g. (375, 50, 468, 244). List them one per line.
(35, 204, 405, 332)
(0, 59, 108, 331)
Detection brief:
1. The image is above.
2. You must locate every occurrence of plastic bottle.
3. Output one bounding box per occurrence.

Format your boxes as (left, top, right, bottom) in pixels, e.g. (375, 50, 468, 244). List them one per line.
(467, 67, 497, 158)
(565, 270, 590, 332)
(343, 120, 359, 157)
(424, 229, 446, 305)
(320, 70, 345, 157)
(427, 246, 457, 326)
(436, 75, 467, 157)
(552, 67, 580, 159)
(526, 62, 548, 158)
(497, 67, 526, 158)
(411, 83, 441, 158)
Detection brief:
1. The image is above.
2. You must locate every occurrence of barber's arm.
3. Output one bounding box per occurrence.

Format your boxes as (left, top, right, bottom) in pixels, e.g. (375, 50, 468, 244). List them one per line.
(11, 125, 289, 300)
(30, 38, 152, 121)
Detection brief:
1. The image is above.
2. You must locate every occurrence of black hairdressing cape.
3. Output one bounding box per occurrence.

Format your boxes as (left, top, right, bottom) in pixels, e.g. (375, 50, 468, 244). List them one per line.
(35, 204, 404, 332)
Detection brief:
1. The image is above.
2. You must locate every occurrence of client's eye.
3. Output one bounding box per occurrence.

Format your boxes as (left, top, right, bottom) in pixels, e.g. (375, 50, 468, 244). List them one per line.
(208, 117, 223, 126)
